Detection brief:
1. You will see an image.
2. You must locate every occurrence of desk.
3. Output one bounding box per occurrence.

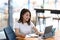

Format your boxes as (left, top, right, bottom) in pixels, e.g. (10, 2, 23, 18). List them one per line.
(38, 16, 50, 19)
(17, 31, 60, 40)
(38, 16, 50, 24)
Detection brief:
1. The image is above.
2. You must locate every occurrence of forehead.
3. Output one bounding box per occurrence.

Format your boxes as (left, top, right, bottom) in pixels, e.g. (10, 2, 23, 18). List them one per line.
(24, 12, 30, 15)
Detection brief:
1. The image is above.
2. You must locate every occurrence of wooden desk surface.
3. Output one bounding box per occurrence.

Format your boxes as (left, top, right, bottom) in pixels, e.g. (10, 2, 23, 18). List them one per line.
(17, 31, 60, 40)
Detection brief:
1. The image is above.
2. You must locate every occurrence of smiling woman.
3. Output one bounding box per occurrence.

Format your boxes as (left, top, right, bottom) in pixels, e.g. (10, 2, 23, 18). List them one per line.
(13, 8, 41, 38)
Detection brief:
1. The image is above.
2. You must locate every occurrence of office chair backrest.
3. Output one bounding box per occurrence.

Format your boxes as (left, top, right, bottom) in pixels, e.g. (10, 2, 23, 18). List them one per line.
(4, 26, 16, 40)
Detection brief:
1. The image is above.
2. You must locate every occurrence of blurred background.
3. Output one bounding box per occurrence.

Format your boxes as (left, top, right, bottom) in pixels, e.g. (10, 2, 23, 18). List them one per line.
(0, 0, 60, 38)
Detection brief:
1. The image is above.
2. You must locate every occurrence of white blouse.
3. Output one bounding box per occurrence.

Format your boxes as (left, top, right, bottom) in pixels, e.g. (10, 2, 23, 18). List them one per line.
(13, 21, 35, 35)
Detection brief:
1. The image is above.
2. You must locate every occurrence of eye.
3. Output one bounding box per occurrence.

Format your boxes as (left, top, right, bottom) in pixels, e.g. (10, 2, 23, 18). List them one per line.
(26, 14, 29, 16)
(26, 14, 28, 16)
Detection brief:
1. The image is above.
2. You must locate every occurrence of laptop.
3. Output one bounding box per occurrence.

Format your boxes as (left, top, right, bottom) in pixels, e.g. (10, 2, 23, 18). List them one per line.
(26, 25, 53, 38)
(44, 25, 53, 34)
(40, 25, 53, 39)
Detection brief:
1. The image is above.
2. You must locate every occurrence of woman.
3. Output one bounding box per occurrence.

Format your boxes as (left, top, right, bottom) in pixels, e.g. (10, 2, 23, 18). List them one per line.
(14, 8, 41, 38)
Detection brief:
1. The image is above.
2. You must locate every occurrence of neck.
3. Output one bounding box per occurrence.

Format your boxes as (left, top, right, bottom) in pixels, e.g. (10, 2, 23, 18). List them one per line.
(23, 20, 26, 23)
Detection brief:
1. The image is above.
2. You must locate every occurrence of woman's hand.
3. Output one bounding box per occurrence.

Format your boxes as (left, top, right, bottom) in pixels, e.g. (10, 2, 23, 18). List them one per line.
(32, 27, 41, 35)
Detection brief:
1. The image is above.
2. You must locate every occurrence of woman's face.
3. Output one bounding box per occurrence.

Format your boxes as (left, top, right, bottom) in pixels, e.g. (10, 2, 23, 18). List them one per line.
(22, 12, 31, 22)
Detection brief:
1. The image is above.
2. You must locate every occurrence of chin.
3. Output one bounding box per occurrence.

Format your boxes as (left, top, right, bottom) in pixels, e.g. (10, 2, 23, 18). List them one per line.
(26, 20, 28, 22)
(26, 20, 29, 22)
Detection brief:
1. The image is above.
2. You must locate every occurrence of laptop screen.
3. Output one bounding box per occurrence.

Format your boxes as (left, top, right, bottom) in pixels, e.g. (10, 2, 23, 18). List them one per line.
(44, 26, 52, 34)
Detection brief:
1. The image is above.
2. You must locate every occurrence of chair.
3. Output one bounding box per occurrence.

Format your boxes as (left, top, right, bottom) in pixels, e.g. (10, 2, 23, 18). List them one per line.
(4, 26, 16, 40)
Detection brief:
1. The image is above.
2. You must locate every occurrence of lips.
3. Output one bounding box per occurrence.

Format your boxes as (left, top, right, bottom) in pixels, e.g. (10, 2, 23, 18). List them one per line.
(26, 18, 29, 20)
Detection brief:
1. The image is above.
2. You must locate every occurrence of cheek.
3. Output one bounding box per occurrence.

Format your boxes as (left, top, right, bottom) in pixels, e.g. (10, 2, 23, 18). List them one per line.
(23, 14, 30, 20)
(23, 15, 25, 18)
(23, 15, 27, 19)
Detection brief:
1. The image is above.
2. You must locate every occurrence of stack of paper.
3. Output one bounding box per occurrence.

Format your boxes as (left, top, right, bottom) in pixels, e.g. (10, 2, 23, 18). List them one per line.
(26, 33, 38, 38)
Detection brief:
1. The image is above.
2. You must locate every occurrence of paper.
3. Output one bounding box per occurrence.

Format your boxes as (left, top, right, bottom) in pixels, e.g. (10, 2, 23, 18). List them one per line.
(25, 33, 38, 38)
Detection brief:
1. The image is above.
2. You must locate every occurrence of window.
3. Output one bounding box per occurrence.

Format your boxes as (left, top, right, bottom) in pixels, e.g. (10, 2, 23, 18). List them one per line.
(0, 0, 8, 31)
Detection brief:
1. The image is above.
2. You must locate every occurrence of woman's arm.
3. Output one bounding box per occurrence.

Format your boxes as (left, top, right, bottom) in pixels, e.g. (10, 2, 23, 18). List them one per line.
(32, 27, 41, 35)
(15, 28, 26, 38)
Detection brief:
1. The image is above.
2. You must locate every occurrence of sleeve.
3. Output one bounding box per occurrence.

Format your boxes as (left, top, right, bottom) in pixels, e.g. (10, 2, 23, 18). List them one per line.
(13, 21, 19, 29)
(30, 21, 35, 28)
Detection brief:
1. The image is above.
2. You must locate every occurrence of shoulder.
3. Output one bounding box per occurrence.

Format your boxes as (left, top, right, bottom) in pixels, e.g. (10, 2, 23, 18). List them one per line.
(30, 21, 34, 25)
(30, 21, 35, 27)
(16, 21, 22, 24)
(30, 21, 33, 24)
(15, 21, 19, 24)
(15, 21, 22, 25)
